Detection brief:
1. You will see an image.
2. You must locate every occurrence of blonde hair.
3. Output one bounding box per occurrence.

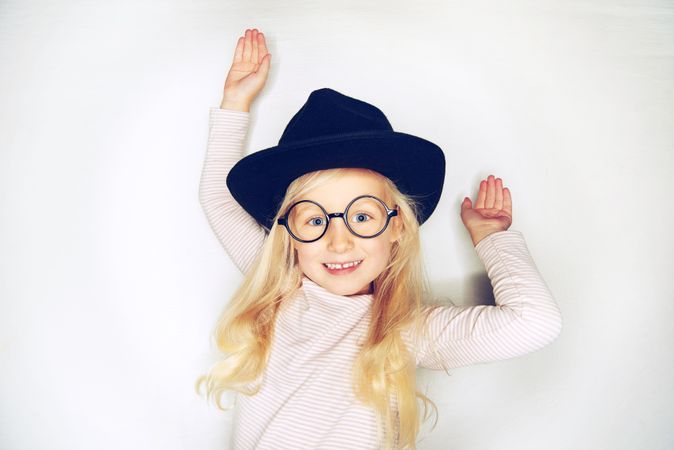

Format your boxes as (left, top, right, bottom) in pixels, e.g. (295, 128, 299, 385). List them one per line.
(195, 167, 441, 449)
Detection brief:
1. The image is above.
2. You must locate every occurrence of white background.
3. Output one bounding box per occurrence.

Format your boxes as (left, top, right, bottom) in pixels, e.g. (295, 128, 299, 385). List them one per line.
(1, 0, 672, 449)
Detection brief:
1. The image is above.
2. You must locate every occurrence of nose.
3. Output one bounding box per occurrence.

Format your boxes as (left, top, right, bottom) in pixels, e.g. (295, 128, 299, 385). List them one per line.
(325, 217, 354, 253)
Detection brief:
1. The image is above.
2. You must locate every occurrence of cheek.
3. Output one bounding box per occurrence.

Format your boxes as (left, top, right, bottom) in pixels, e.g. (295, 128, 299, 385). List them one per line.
(295, 246, 319, 269)
(365, 240, 393, 264)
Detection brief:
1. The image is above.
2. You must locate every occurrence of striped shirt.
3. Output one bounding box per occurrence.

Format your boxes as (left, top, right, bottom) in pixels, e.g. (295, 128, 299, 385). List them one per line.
(199, 107, 563, 449)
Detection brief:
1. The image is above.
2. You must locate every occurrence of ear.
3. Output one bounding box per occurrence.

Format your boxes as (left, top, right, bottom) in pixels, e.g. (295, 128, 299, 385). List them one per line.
(389, 211, 402, 243)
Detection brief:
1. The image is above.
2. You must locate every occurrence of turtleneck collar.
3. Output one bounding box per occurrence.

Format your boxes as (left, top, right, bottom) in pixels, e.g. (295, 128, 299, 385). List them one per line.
(300, 275, 373, 309)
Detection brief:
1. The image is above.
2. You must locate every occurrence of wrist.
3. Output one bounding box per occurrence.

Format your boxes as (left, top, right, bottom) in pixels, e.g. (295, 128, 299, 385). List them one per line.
(470, 228, 508, 247)
(470, 229, 501, 247)
(220, 100, 251, 112)
(472, 234, 487, 247)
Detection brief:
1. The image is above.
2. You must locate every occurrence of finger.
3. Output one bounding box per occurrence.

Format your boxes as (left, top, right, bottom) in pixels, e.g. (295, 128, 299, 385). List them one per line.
(243, 29, 252, 62)
(495, 177, 504, 210)
(250, 28, 260, 64)
(462, 196, 472, 211)
(233, 35, 244, 63)
(257, 32, 269, 62)
(476, 179, 487, 209)
(503, 187, 513, 216)
(486, 175, 496, 208)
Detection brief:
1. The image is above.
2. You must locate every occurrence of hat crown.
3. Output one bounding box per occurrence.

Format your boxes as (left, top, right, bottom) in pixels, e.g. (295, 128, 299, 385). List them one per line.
(279, 88, 394, 146)
(226, 86, 446, 231)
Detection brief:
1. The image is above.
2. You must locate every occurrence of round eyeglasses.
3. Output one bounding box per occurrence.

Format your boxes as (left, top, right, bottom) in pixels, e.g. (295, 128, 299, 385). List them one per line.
(277, 195, 399, 243)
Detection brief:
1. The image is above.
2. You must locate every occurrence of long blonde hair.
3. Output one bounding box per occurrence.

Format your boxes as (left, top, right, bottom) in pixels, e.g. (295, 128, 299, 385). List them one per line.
(195, 167, 440, 449)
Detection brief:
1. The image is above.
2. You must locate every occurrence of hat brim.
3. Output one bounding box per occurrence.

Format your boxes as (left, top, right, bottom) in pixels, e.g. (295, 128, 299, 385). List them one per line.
(226, 132, 446, 231)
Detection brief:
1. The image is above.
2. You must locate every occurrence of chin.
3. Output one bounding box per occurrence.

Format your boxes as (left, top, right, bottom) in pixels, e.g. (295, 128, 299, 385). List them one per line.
(339, 281, 373, 296)
(320, 279, 365, 296)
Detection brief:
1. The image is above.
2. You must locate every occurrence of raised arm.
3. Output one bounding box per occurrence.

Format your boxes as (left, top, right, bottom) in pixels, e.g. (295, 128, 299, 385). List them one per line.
(200, 27, 272, 275)
(402, 230, 563, 370)
(198, 107, 267, 275)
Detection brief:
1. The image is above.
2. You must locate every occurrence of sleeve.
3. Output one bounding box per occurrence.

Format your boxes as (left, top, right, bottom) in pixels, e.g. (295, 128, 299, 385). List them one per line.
(402, 230, 563, 371)
(198, 107, 268, 276)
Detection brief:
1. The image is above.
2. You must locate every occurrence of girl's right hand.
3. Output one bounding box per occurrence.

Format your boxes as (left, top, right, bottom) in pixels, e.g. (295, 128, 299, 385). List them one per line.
(220, 28, 272, 112)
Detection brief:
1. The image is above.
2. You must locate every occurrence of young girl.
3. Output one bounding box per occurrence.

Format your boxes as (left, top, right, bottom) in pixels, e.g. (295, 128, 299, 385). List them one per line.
(196, 28, 563, 450)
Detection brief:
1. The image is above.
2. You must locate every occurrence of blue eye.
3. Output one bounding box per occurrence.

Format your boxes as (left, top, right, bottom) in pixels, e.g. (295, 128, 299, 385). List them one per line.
(353, 213, 371, 223)
(308, 217, 324, 226)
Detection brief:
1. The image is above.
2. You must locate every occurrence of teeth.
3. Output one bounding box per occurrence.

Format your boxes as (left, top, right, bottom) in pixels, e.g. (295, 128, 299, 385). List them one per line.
(324, 260, 362, 270)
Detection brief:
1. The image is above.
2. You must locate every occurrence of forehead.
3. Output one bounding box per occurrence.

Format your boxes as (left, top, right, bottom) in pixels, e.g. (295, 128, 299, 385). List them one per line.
(299, 168, 389, 209)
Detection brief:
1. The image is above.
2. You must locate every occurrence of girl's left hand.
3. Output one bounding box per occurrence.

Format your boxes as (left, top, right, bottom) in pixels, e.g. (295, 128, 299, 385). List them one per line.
(460, 175, 513, 246)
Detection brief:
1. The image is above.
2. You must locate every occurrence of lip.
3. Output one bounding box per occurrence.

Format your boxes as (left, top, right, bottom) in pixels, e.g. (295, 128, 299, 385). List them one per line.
(322, 259, 363, 276)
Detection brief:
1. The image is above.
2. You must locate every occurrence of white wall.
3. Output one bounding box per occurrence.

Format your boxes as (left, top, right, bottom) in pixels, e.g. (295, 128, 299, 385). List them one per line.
(1, 0, 672, 449)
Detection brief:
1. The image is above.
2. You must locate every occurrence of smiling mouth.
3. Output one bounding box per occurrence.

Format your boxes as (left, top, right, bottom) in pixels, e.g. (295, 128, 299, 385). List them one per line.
(322, 259, 364, 275)
(322, 259, 363, 270)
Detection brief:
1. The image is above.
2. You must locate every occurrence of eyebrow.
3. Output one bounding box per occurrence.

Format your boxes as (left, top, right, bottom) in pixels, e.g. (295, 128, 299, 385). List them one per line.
(293, 203, 317, 215)
(296, 194, 387, 210)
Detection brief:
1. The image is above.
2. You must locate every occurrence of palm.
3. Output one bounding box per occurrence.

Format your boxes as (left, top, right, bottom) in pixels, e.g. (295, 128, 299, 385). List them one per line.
(227, 60, 261, 84)
(223, 29, 271, 101)
(461, 175, 513, 232)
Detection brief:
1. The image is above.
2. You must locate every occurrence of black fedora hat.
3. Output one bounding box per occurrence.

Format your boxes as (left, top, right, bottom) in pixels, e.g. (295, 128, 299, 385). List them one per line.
(226, 87, 446, 232)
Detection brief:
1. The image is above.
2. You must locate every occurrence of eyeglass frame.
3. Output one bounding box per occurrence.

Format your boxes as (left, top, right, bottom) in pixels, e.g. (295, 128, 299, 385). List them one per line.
(277, 194, 399, 243)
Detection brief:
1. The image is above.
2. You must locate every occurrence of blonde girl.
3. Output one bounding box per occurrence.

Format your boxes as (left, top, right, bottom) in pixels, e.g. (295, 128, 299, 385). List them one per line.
(196, 28, 562, 450)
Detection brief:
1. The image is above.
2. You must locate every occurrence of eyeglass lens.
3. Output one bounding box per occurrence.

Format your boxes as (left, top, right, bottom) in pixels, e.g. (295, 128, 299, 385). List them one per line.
(287, 197, 388, 241)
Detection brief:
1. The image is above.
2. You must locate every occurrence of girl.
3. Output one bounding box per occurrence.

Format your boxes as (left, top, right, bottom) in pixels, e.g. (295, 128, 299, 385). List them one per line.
(196, 28, 562, 450)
